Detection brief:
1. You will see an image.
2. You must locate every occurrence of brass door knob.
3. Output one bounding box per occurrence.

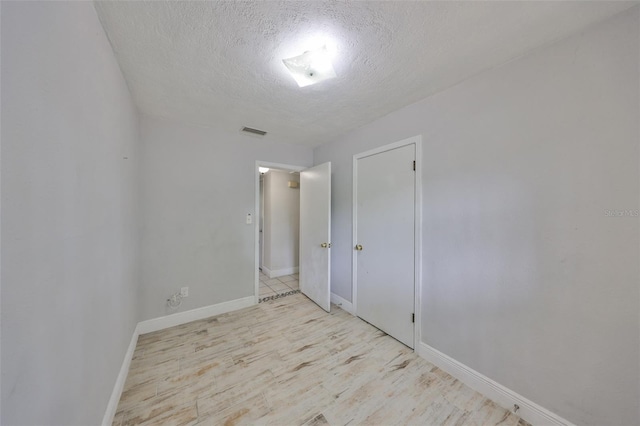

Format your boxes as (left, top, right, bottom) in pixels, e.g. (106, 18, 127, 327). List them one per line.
(355, 244, 363, 251)
(321, 242, 331, 248)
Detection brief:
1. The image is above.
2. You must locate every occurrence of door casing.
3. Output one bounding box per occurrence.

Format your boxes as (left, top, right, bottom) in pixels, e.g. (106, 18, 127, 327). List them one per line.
(352, 135, 423, 350)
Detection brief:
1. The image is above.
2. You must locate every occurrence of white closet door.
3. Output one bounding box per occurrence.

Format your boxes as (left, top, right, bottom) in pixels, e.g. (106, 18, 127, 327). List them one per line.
(355, 145, 415, 347)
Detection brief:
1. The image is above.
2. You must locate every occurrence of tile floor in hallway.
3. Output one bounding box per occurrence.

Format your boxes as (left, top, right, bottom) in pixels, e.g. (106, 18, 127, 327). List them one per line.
(113, 293, 531, 426)
(259, 270, 299, 301)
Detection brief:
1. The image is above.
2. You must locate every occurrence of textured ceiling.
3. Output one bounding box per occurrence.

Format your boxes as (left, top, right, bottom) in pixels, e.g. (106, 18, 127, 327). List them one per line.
(94, 1, 636, 147)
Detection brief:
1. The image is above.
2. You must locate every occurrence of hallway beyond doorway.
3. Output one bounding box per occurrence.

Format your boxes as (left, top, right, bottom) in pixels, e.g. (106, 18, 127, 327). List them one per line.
(258, 270, 299, 302)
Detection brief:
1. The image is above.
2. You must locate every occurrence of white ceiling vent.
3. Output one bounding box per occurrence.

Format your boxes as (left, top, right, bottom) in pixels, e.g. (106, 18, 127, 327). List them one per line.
(242, 127, 267, 136)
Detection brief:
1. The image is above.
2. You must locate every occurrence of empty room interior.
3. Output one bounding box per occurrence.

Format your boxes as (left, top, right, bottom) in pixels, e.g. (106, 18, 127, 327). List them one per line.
(1, 1, 639, 426)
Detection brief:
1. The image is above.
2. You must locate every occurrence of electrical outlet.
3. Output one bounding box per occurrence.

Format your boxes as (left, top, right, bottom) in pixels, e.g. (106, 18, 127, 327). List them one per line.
(181, 287, 189, 297)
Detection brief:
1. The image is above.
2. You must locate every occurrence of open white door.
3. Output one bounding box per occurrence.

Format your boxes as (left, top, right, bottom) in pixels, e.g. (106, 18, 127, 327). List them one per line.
(299, 162, 331, 312)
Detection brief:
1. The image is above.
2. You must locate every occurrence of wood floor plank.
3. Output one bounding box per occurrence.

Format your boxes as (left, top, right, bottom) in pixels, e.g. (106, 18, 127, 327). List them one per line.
(115, 293, 531, 426)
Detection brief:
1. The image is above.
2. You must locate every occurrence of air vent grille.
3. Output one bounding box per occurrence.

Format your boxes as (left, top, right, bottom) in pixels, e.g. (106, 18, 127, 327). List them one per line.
(242, 127, 267, 136)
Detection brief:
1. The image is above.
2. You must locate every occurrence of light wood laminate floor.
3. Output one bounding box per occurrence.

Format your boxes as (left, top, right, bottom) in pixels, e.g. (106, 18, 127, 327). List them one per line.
(114, 294, 531, 426)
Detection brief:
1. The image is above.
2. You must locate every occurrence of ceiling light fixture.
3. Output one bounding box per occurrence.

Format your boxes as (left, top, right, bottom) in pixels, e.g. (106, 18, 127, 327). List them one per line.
(282, 45, 336, 87)
(258, 167, 270, 174)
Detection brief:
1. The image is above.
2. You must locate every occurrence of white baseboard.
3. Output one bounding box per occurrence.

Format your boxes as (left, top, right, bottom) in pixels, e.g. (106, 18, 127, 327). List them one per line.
(103, 296, 256, 424)
(417, 342, 575, 426)
(102, 324, 139, 426)
(330, 292, 354, 315)
(138, 296, 256, 334)
(263, 266, 298, 279)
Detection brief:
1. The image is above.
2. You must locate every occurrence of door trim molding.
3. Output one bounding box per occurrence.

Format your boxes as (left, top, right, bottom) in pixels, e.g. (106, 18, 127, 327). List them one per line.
(254, 161, 307, 304)
(352, 135, 423, 350)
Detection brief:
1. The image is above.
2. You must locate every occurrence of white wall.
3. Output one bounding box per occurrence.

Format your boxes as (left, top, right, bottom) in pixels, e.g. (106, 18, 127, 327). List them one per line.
(139, 116, 312, 320)
(263, 170, 300, 276)
(315, 8, 639, 426)
(1, 2, 140, 425)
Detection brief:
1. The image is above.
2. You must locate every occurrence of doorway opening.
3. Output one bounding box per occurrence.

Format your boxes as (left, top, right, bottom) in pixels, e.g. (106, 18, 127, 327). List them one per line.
(255, 162, 305, 303)
(254, 160, 333, 311)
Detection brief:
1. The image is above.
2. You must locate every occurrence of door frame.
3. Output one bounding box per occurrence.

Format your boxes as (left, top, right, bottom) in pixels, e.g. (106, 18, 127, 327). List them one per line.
(254, 161, 307, 304)
(352, 135, 423, 350)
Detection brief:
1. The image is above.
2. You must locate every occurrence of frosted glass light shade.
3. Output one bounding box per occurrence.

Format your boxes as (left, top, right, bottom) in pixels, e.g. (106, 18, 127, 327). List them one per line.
(282, 45, 336, 87)
(258, 167, 270, 174)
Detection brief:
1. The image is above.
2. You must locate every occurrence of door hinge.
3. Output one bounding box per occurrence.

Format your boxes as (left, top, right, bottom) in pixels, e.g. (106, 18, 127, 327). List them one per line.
(412, 313, 415, 323)
(412, 160, 416, 171)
